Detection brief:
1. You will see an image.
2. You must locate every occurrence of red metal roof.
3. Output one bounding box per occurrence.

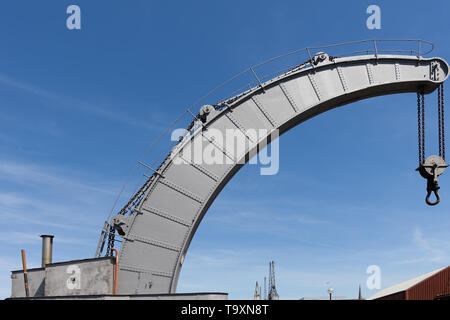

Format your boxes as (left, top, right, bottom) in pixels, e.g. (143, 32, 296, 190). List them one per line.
(370, 266, 450, 300)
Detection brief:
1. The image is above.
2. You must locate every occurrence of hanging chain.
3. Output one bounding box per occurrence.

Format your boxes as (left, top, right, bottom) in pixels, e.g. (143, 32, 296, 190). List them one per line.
(106, 225, 116, 256)
(438, 84, 442, 158)
(421, 90, 425, 164)
(416, 84, 447, 206)
(417, 90, 422, 164)
(417, 89, 425, 165)
(437, 83, 446, 160)
(418, 84, 446, 164)
(442, 86, 445, 156)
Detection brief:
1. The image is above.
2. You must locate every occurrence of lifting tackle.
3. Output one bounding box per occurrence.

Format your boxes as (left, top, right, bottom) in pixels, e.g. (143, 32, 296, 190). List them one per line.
(416, 84, 448, 206)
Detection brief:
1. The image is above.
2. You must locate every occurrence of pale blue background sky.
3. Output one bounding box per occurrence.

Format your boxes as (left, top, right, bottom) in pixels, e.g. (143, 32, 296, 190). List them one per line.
(1, 0, 450, 299)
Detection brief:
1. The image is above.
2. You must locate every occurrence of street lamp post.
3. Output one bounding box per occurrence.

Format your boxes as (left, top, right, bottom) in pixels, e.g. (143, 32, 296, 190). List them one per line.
(328, 287, 334, 300)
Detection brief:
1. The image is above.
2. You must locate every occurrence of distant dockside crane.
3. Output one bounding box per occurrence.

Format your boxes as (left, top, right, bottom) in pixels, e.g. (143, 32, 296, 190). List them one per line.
(268, 261, 279, 300)
(253, 281, 261, 300)
(255, 261, 279, 300)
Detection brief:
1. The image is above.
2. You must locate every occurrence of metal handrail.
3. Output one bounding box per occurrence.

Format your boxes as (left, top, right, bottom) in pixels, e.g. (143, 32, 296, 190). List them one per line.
(191, 39, 434, 110)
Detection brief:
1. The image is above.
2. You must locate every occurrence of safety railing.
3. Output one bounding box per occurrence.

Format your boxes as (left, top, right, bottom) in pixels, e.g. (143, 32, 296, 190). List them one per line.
(189, 39, 434, 111)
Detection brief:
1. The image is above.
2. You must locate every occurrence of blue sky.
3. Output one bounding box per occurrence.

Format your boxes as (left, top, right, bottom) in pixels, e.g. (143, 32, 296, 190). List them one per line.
(1, 0, 450, 299)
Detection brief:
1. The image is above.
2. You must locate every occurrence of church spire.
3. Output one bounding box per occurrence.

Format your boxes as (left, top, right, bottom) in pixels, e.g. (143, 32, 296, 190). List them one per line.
(358, 284, 363, 300)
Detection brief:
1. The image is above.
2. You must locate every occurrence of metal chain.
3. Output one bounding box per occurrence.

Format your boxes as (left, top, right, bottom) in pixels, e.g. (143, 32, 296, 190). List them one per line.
(421, 90, 425, 163)
(415, 84, 447, 206)
(418, 84, 446, 164)
(106, 225, 116, 256)
(417, 90, 423, 164)
(438, 85, 442, 158)
(417, 89, 426, 164)
(442, 85, 445, 158)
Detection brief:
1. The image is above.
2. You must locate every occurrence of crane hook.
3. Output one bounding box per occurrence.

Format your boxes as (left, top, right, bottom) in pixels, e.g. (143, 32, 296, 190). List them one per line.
(417, 155, 448, 206)
(425, 178, 441, 206)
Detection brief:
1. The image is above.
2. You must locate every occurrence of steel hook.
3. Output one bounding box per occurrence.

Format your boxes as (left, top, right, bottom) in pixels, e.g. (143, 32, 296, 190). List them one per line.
(426, 187, 440, 206)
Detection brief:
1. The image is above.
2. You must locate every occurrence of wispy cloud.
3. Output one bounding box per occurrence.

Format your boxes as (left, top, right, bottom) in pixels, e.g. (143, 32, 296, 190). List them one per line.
(0, 211, 96, 234)
(0, 159, 117, 300)
(185, 249, 252, 268)
(0, 231, 40, 245)
(0, 231, 95, 247)
(0, 161, 117, 197)
(412, 228, 448, 263)
(393, 228, 450, 265)
(0, 191, 103, 229)
(207, 209, 329, 225)
(0, 73, 164, 131)
(0, 74, 58, 100)
(210, 196, 331, 224)
(0, 160, 124, 236)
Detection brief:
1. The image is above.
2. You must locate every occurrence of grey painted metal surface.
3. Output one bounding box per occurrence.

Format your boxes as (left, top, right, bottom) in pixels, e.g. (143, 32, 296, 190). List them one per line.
(109, 45, 448, 294)
(11, 257, 116, 298)
(44, 257, 115, 296)
(11, 268, 45, 298)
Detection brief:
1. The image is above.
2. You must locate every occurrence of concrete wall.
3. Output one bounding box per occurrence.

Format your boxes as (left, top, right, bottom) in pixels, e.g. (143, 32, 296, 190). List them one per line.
(11, 268, 45, 298)
(44, 257, 115, 296)
(10, 257, 227, 300)
(11, 257, 116, 298)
